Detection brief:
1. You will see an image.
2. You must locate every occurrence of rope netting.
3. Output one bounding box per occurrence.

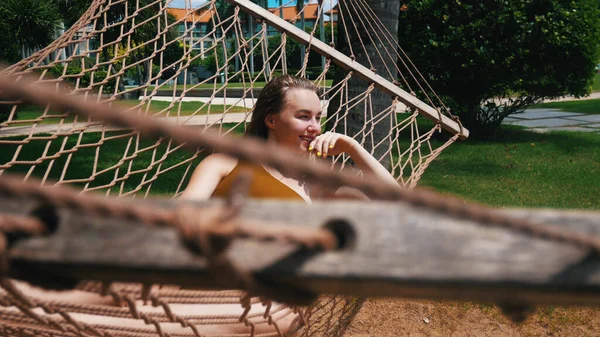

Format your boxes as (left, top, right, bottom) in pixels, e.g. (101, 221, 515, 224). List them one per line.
(0, 0, 468, 336)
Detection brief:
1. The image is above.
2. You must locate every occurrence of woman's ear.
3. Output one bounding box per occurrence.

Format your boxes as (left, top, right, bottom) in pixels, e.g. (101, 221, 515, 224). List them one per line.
(264, 114, 276, 130)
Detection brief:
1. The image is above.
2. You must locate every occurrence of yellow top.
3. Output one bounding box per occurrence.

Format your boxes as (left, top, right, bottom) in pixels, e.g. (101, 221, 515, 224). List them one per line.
(212, 161, 305, 201)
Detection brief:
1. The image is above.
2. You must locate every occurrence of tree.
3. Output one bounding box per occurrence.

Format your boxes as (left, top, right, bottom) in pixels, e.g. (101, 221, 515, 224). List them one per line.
(213, 0, 236, 23)
(53, 0, 92, 28)
(0, 5, 20, 63)
(97, 0, 182, 85)
(326, 0, 400, 168)
(267, 33, 300, 69)
(2, 0, 62, 59)
(209, 0, 259, 76)
(397, 0, 600, 139)
(0, 0, 91, 63)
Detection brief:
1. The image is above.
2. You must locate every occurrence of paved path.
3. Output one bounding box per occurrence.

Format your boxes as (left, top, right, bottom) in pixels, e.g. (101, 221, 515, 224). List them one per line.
(503, 109, 600, 133)
(2, 99, 599, 138)
(146, 96, 411, 113)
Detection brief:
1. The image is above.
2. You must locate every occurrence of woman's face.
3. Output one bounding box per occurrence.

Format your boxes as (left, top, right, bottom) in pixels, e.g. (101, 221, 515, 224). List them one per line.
(266, 88, 322, 154)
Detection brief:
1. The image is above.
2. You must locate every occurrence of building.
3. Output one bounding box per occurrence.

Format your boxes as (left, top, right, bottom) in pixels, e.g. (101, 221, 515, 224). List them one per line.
(168, 8, 214, 56)
(324, 7, 338, 22)
(167, 3, 336, 50)
(267, 3, 320, 35)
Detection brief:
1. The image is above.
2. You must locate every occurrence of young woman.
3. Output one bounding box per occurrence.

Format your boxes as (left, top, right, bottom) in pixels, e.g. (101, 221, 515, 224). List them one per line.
(2, 76, 397, 337)
(176, 75, 399, 336)
(181, 75, 397, 202)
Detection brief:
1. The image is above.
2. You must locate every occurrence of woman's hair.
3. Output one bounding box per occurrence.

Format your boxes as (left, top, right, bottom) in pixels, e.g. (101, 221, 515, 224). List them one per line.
(246, 75, 318, 139)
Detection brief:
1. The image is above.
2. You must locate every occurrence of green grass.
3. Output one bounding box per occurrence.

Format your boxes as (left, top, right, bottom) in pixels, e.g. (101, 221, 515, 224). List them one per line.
(593, 73, 600, 92)
(115, 100, 248, 116)
(525, 73, 600, 112)
(7, 101, 248, 126)
(419, 125, 600, 209)
(0, 133, 191, 195)
(0, 123, 244, 195)
(1, 122, 598, 209)
(529, 98, 600, 114)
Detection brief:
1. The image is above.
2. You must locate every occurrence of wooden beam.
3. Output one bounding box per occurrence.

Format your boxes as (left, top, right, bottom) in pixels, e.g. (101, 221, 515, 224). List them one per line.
(225, 0, 469, 139)
(4, 197, 600, 306)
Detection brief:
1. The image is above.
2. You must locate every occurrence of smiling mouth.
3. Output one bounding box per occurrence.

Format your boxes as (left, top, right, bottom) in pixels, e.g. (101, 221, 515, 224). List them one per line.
(299, 136, 314, 142)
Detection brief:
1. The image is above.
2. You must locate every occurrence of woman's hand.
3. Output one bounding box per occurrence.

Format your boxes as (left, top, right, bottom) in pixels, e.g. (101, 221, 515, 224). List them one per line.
(309, 132, 398, 187)
(308, 131, 359, 159)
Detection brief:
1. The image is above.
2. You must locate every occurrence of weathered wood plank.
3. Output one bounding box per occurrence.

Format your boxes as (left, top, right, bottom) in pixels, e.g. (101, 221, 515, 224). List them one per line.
(3, 197, 600, 306)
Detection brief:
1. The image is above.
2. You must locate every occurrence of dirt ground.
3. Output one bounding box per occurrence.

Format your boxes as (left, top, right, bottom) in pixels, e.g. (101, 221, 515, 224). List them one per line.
(344, 298, 600, 337)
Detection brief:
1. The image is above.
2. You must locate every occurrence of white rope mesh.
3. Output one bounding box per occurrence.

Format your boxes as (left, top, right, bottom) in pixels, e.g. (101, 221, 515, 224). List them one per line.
(0, 0, 462, 193)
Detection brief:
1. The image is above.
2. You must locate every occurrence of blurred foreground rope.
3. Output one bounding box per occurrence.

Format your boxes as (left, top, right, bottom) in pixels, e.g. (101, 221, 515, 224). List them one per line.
(0, 171, 336, 304)
(1, 72, 600, 260)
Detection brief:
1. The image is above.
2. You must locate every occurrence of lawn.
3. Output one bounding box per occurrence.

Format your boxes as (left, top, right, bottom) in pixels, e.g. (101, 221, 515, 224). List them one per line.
(1, 123, 598, 209)
(524, 73, 600, 113)
(7, 100, 248, 126)
(114, 100, 248, 116)
(0, 123, 244, 195)
(529, 97, 600, 114)
(593, 73, 600, 92)
(419, 125, 599, 209)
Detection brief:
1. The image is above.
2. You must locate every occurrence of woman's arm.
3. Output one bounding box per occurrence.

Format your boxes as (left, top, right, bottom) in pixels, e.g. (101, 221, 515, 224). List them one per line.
(309, 131, 398, 187)
(180, 154, 237, 200)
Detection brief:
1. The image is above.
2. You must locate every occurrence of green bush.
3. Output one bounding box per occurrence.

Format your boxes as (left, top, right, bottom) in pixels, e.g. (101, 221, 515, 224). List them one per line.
(47, 64, 116, 94)
(397, 0, 600, 139)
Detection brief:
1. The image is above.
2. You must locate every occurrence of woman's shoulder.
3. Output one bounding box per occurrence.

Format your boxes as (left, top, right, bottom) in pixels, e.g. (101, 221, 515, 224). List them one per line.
(203, 153, 238, 166)
(198, 153, 239, 176)
(181, 154, 240, 200)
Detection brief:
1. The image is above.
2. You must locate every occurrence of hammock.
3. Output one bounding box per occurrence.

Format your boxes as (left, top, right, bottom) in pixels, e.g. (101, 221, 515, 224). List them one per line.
(0, 0, 467, 336)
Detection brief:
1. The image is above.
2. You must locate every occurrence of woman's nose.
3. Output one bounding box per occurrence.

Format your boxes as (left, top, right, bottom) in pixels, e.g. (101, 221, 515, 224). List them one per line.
(308, 119, 320, 132)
